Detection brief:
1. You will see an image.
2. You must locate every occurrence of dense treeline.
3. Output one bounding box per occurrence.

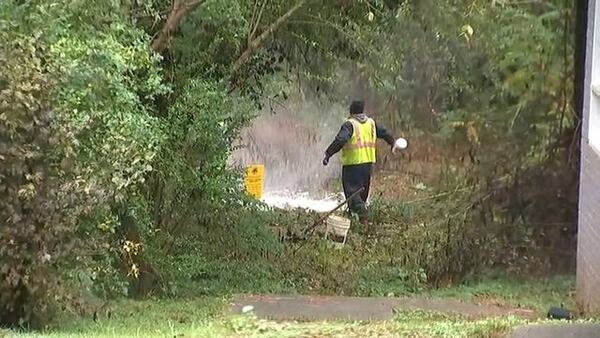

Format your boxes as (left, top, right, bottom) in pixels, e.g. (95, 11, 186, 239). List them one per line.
(0, 0, 575, 328)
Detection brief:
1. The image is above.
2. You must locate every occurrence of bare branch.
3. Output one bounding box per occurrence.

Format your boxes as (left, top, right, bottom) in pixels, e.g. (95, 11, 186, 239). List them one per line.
(232, 0, 305, 73)
(151, 0, 206, 53)
(249, 0, 268, 45)
(248, 0, 259, 43)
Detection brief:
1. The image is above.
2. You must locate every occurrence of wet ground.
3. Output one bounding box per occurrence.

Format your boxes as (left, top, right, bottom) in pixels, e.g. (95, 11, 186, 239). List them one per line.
(261, 190, 342, 212)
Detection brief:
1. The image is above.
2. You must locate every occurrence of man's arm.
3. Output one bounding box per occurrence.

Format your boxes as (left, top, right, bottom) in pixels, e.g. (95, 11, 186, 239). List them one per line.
(375, 122, 395, 146)
(325, 121, 353, 159)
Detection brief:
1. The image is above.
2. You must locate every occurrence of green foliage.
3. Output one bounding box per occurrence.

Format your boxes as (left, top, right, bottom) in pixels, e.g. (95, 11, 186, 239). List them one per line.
(392, 312, 526, 338)
(0, 299, 532, 337)
(19, 298, 228, 337)
(0, 22, 76, 329)
(283, 0, 577, 273)
(356, 266, 428, 296)
(175, 0, 250, 81)
(147, 79, 253, 252)
(151, 207, 301, 296)
(0, 0, 165, 326)
(0, 0, 579, 328)
(430, 274, 575, 312)
(369, 199, 415, 226)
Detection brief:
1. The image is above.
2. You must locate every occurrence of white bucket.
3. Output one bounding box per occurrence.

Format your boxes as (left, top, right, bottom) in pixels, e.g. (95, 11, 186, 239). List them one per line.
(326, 215, 351, 244)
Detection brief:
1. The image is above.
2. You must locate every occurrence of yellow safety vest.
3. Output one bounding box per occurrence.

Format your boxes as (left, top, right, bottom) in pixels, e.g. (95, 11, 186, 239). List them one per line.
(341, 117, 377, 166)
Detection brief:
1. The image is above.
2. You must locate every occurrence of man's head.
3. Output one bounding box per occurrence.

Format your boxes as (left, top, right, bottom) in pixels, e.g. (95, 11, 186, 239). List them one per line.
(349, 100, 365, 115)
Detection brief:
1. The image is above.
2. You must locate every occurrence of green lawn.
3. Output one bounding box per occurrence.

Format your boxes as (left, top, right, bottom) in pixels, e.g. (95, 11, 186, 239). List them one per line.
(4, 275, 581, 338)
(426, 275, 576, 312)
(6, 298, 227, 338)
(6, 304, 528, 338)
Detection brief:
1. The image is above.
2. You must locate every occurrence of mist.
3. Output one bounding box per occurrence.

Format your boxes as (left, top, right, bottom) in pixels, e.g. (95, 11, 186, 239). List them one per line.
(230, 98, 349, 199)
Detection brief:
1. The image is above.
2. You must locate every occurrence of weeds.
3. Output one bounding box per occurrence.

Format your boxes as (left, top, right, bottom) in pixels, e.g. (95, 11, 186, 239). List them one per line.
(143, 190, 576, 304)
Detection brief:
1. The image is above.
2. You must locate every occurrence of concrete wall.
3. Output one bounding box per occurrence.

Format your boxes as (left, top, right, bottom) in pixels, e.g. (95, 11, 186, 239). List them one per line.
(577, 0, 600, 315)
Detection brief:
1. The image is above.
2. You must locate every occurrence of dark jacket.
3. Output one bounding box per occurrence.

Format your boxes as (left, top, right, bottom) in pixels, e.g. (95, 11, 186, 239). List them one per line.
(325, 115, 395, 159)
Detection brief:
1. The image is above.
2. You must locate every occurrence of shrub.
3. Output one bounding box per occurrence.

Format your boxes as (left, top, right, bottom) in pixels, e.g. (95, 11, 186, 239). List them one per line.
(0, 1, 164, 326)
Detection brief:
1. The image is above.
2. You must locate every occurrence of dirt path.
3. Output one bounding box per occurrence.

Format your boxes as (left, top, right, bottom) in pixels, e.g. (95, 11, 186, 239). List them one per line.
(231, 294, 538, 322)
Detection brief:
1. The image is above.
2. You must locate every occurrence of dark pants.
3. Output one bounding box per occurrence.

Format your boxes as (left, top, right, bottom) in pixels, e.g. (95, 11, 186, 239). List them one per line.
(342, 163, 373, 219)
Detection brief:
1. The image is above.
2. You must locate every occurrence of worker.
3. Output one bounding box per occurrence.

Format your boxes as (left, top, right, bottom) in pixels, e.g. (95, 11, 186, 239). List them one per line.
(322, 100, 407, 225)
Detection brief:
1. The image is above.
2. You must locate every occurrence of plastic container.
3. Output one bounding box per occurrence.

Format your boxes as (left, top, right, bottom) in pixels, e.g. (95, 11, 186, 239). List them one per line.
(326, 215, 351, 244)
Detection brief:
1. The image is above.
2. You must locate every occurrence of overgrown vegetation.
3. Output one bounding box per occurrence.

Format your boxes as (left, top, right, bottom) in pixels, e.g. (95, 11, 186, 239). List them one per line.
(6, 277, 579, 337)
(0, 0, 578, 330)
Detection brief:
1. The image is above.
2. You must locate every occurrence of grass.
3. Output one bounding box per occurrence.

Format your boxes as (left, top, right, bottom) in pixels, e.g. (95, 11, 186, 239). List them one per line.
(5, 306, 527, 338)
(4, 275, 579, 338)
(224, 312, 528, 338)
(426, 274, 575, 313)
(8, 298, 228, 338)
(2, 190, 579, 337)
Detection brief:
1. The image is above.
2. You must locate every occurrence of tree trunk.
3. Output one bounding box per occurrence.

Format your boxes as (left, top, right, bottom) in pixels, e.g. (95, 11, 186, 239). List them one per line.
(151, 0, 206, 53)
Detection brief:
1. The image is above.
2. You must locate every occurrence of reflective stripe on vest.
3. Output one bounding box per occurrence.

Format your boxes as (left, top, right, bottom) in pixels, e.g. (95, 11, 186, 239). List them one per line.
(341, 117, 377, 165)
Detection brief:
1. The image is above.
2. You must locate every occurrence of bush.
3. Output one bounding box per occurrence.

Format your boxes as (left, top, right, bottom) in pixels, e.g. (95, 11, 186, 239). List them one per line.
(147, 79, 253, 235)
(149, 207, 290, 296)
(0, 1, 164, 326)
(356, 266, 428, 296)
(0, 31, 81, 328)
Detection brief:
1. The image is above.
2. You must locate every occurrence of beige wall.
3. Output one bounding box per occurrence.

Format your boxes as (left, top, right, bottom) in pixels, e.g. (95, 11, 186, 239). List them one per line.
(577, 0, 600, 315)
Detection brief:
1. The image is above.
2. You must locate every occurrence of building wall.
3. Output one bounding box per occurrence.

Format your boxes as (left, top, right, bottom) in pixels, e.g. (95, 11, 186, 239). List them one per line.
(577, 0, 600, 315)
(578, 144, 600, 313)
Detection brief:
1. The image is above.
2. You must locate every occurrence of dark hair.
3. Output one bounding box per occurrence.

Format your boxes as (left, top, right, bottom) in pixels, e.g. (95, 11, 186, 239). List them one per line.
(349, 100, 365, 115)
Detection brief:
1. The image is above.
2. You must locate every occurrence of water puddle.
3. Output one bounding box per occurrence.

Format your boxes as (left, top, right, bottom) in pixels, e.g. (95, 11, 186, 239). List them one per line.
(261, 190, 342, 213)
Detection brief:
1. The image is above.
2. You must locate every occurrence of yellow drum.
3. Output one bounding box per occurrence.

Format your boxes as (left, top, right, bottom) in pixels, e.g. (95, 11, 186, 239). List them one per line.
(244, 164, 264, 199)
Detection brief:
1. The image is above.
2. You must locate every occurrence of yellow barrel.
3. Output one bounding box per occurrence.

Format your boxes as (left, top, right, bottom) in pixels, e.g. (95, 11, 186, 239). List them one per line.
(244, 164, 264, 199)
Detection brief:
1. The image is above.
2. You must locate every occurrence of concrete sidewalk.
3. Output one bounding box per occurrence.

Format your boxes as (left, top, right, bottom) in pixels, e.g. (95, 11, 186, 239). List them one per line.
(511, 323, 600, 338)
(231, 294, 537, 321)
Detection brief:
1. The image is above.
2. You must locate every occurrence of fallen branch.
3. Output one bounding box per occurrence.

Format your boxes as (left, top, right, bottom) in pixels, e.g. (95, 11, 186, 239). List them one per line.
(231, 0, 305, 73)
(151, 0, 206, 53)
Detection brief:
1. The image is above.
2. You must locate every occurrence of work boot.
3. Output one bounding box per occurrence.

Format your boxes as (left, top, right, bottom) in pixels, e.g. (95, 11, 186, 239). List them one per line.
(359, 214, 371, 235)
(358, 215, 370, 234)
(359, 215, 369, 226)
